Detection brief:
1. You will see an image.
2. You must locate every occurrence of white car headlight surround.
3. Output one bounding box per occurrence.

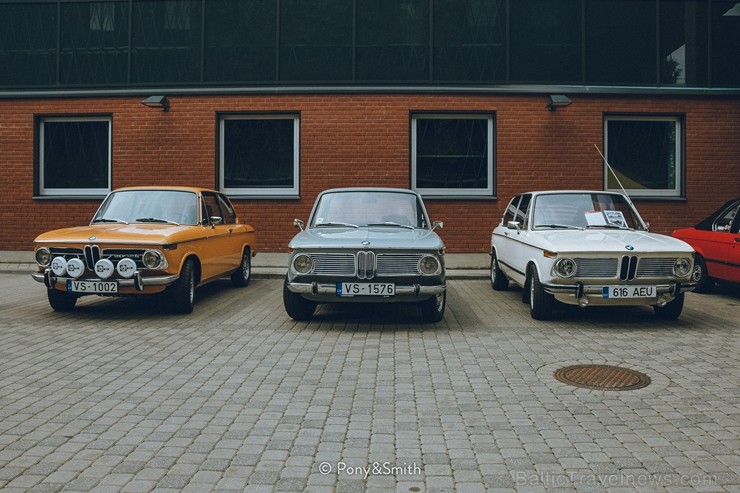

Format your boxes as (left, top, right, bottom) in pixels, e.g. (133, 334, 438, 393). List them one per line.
(553, 257, 577, 278)
(673, 257, 692, 277)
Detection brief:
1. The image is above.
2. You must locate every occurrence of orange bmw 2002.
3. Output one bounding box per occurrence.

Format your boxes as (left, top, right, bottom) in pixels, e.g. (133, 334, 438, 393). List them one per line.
(32, 186, 256, 313)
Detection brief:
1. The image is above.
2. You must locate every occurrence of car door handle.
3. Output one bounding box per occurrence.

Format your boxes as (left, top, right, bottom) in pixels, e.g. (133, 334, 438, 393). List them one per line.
(735, 237, 740, 243)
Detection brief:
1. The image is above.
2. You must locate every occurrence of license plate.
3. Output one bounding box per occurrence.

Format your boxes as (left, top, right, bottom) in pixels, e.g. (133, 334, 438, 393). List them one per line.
(337, 282, 395, 297)
(67, 280, 119, 294)
(602, 285, 656, 299)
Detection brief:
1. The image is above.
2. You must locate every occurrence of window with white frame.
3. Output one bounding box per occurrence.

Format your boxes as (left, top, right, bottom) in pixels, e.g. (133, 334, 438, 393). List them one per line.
(219, 114, 299, 197)
(38, 117, 111, 196)
(411, 114, 495, 197)
(604, 115, 683, 198)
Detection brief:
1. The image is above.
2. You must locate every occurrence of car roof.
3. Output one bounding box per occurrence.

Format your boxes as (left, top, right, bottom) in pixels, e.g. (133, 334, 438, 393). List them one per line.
(317, 187, 421, 196)
(112, 186, 217, 194)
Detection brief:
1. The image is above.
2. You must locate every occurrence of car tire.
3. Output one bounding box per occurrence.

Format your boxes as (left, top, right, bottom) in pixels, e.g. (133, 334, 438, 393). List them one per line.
(692, 255, 715, 294)
(528, 265, 553, 320)
(47, 289, 77, 312)
(283, 281, 317, 321)
(490, 251, 509, 291)
(420, 290, 446, 323)
(171, 258, 196, 314)
(231, 248, 251, 287)
(654, 292, 684, 320)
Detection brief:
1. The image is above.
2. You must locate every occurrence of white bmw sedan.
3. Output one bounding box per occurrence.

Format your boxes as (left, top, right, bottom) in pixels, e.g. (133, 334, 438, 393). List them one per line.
(490, 190, 696, 320)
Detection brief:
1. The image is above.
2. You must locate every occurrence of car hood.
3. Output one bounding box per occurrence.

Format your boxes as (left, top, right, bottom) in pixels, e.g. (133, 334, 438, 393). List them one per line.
(34, 223, 198, 246)
(289, 227, 445, 251)
(534, 229, 695, 254)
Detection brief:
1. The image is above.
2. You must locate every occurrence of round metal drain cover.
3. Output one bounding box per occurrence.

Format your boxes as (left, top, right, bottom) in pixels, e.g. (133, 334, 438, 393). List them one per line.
(554, 364, 651, 391)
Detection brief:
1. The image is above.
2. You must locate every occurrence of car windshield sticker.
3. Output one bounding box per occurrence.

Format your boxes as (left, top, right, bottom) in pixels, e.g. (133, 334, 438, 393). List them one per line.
(585, 210, 627, 228)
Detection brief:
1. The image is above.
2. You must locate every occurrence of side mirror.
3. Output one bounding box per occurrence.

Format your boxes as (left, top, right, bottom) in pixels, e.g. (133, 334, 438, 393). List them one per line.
(507, 221, 521, 232)
(644, 221, 650, 232)
(294, 218, 305, 231)
(432, 220, 444, 231)
(210, 216, 223, 226)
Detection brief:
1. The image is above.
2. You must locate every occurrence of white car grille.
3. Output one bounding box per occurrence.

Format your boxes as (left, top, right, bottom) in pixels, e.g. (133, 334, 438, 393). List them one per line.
(574, 256, 678, 280)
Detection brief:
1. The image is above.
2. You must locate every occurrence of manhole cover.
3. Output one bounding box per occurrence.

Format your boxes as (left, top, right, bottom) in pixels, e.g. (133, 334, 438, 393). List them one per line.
(554, 364, 651, 391)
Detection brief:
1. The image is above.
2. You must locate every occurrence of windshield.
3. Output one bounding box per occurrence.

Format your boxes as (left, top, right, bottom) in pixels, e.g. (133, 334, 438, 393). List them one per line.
(532, 193, 645, 230)
(93, 190, 199, 226)
(310, 191, 429, 229)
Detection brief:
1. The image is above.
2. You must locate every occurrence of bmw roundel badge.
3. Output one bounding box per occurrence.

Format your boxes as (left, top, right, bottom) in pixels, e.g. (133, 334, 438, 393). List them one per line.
(625, 245, 634, 251)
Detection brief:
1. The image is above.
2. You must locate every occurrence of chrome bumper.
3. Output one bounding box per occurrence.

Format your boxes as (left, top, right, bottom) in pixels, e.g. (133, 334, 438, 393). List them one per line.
(542, 281, 696, 298)
(286, 281, 446, 297)
(32, 269, 179, 291)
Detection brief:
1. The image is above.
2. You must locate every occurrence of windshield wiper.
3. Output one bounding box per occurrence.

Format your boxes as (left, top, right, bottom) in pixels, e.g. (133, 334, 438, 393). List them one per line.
(534, 224, 583, 230)
(315, 222, 359, 228)
(92, 217, 129, 224)
(367, 222, 415, 230)
(585, 223, 627, 229)
(135, 217, 180, 225)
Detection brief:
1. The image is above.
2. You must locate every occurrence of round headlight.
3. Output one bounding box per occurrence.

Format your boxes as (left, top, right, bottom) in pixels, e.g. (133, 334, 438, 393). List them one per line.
(292, 254, 314, 274)
(94, 259, 115, 279)
(554, 258, 577, 278)
(35, 248, 51, 267)
(419, 255, 441, 275)
(51, 257, 68, 276)
(116, 258, 138, 279)
(142, 249, 167, 269)
(673, 257, 692, 277)
(66, 258, 85, 279)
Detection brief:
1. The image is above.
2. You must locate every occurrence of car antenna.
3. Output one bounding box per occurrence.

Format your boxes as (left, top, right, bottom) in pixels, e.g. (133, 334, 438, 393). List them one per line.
(594, 144, 634, 208)
(594, 144, 648, 229)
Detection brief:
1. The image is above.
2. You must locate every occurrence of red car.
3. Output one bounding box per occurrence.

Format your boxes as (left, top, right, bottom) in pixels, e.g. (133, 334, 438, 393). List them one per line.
(672, 199, 740, 292)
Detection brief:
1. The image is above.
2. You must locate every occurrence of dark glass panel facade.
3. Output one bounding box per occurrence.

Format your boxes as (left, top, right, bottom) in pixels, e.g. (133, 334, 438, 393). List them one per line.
(356, 0, 429, 82)
(510, 0, 582, 83)
(586, 0, 656, 84)
(61, 2, 129, 85)
(415, 118, 489, 190)
(223, 118, 295, 189)
(279, 0, 352, 81)
(42, 120, 110, 190)
(711, 1, 740, 87)
(131, 0, 202, 83)
(659, 0, 707, 86)
(433, 0, 506, 82)
(0, 3, 57, 86)
(204, 0, 277, 82)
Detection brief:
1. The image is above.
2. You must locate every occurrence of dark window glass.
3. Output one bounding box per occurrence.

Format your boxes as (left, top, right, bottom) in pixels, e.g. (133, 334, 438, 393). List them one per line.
(503, 196, 521, 225)
(41, 120, 110, 193)
(0, 3, 57, 86)
(279, 0, 352, 81)
(216, 194, 238, 224)
(204, 0, 277, 82)
(517, 194, 532, 228)
(60, 2, 129, 85)
(711, 1, 740, 87)
(659, 0, 708, 86)
(131, 0, 202, 83)
(414, 117, 491, 193)
(586, 0, 656, 84)
(222, 118, 296, 190)
(356, 0, 429, 81)
(605, 117, 681, 196)
(510, 0, 582, 83)
(433, 0, 506, 82)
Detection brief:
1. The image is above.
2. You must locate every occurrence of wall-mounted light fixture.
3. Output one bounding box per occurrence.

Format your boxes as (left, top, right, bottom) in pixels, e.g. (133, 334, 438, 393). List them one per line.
(141, 95, 169, 112)
(546, 94, 572, 111)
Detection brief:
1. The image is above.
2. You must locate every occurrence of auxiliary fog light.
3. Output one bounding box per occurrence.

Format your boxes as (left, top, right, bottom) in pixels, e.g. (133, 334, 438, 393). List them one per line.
(655, 295, 670, 307)
(66, 258, 86, 279)
(50, 257, 68, 276)
(95, 259, 115, 279)
(116, 258, 138, 278)
(578, 297, 590, 308)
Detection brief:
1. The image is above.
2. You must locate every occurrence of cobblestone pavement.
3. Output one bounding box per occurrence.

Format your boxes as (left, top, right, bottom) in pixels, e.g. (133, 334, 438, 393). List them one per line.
(0, 272, 738, 493)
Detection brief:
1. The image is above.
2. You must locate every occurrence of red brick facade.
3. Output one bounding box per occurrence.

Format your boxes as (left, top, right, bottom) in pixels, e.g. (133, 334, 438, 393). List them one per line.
(2, 93, 739, 253)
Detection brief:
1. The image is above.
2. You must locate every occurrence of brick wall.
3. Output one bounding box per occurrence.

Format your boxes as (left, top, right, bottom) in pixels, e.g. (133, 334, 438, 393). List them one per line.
(1, 93, 739, 253)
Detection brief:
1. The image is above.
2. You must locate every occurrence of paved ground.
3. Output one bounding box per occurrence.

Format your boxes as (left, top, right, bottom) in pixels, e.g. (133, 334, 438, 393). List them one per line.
(0, 271, 738, 493)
